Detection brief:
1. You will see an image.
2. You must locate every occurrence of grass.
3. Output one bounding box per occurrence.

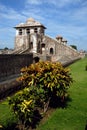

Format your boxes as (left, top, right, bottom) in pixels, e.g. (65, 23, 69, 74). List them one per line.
(0, 99, 17, 130)
(0, 57, 87, 130)
(37, 57, 87, 130)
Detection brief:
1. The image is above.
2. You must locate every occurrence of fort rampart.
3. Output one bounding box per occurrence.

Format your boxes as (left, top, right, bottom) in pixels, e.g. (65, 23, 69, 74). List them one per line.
(0, 53, 33, 81)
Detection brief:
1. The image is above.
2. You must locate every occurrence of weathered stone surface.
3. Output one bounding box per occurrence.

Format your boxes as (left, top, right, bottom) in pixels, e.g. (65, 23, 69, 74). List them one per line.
(0, 54, 33, 81)
(14, 17, 83, 61)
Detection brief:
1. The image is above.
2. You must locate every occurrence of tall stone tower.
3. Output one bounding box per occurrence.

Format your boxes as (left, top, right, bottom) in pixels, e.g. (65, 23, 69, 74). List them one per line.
(14, 18, 46, 53)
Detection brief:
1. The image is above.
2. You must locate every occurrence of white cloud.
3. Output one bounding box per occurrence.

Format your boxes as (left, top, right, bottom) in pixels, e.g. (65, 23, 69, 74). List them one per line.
(47, 0, 73, 7)
(26, 0, 81, 7)
(0, 3, 26, 21)
(26, 0, 42, 5)
(0, 41, 5, 46)
(0, 3, 6, 11)
(71, 6, 87, 22)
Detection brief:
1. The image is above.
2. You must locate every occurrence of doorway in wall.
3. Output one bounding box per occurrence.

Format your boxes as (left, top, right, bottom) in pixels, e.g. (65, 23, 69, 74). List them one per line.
(50, 48, 54, 54)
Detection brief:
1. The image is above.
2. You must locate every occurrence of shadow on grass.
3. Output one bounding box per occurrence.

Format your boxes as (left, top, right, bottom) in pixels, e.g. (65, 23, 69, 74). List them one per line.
(49, 95, 72, 109)
(0, 123, 18, 130)
(85, 123, 87, 130)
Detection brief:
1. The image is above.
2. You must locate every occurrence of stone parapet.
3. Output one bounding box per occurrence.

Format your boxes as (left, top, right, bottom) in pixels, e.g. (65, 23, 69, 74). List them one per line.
(0, 54, 33, 82)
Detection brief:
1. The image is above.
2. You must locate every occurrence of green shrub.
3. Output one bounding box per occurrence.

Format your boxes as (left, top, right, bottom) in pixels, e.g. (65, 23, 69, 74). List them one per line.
(8, 61, 73, 128)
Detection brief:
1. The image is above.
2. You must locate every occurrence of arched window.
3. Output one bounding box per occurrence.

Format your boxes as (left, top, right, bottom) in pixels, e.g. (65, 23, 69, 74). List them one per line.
(30, 42, 33, 49)
(37, 41, 41, 53)
(50, 48, 54, 54)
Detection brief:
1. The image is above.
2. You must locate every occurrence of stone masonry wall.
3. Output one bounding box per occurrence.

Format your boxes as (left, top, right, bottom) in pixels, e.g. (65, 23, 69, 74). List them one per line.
(15, 35, 29, 50)
(0, 53, 33, 81)
(44, 35, 79, 56)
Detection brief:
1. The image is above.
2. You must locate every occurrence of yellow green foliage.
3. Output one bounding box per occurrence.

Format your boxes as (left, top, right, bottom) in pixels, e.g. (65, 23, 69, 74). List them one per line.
(9, 61, 73, 128)
(19, 61, 72, 98)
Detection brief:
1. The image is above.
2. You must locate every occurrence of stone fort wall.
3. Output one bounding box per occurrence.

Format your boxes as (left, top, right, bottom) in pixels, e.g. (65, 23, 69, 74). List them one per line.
(0, 54, 33, 81)
(43, 35, 81, 62)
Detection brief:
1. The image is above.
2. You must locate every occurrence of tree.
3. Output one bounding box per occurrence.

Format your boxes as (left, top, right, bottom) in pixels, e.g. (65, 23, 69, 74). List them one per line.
(70, 45, 77, 50)
(4, 47, 8, 50)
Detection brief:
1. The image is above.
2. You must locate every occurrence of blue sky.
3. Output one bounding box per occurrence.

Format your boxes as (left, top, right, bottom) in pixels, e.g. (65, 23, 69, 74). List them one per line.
(0, 0, 87, 50)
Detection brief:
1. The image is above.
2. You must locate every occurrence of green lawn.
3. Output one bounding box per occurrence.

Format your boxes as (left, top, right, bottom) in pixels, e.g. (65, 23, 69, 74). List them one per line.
(0, 100, 17, 129)
(37, 58, 87, 130)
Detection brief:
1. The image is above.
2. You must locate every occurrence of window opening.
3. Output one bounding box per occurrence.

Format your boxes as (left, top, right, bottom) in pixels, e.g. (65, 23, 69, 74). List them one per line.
(34, 28, 38, 33)
(50, 48, 54, 54)
(19, 29, 22, 35)
(26, 28, 30, 34)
